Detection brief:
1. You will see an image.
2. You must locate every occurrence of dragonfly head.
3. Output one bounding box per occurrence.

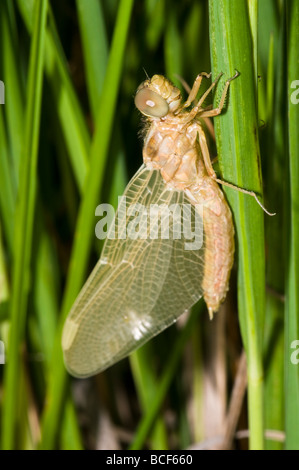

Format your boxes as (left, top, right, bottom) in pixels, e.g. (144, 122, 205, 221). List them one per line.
(135, 74, 182, 119)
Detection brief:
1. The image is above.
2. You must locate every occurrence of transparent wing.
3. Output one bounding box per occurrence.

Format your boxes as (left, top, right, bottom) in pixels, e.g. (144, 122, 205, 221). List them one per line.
(62, 165, 205, 377)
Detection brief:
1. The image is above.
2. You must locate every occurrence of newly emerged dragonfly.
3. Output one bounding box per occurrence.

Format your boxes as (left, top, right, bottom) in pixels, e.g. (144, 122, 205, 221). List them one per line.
(62, 72, 273, 378)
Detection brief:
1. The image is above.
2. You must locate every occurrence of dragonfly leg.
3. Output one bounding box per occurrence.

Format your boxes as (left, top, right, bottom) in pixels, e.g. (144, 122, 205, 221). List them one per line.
(197, 127, 217, 178)
(199, 70, 239, 118)
(181, 72, 211, 109)
(214, 178, 276, 216)
(197, 121, 275, 216)
(184, 72, 223, 122)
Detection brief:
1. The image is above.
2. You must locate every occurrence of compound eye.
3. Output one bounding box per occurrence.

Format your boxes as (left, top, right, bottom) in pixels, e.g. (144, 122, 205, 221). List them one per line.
(134, 88, 169, 118)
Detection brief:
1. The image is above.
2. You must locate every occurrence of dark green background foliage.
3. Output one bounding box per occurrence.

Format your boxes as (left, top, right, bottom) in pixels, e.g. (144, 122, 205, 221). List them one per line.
(0, 0, 298, 450)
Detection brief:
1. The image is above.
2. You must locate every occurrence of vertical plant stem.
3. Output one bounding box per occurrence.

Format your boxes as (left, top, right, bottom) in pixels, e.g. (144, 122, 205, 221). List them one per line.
(285, 0, 299, 450)
(1, 0, 48, 449)
(209, 0, 265, 449)
(260, 0, 285, 449)
(247, 0, 258, 88)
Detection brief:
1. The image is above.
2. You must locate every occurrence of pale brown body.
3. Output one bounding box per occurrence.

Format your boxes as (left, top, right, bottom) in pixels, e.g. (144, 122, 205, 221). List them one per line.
(142, 113, 234, 316)
(136, 73, 273, 318)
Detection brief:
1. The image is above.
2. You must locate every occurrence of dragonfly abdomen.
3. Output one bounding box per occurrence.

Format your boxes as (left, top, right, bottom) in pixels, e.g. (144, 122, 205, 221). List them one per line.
(191, 177, 234, 318)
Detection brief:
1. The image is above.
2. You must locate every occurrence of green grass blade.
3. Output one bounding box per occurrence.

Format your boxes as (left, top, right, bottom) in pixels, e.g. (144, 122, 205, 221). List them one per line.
(0, 0, 24, 177)
(247, 0, 258, 88)
(0, 223, 9, 358)
(33, 229, 59, 366)
(259, 2, 285, 450)
(0, 110, 16, 254)
(76, 0, 108, 120)
(129, 307, 200, 450)
(145, 0, 165, 51)
(164, 5, 182, 84)
(130, 347, 169, 450)
(17, 0, 90, 192)
(75, 0, 128, 217)
(39, 0, 135, 449)
(45, 8, 90, 191)
(0, 224, 9, 305)
(209, 0, 266, 450)
(285, 0, 299, 450)
(0, 1, 82, 448)
(183, 1, 210, 78)
(1, 0, 48, 449)
(76, 0, 127, 214)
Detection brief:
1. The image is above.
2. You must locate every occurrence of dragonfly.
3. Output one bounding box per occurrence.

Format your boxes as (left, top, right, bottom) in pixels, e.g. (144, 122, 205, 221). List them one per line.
(62, 72, 274, 378)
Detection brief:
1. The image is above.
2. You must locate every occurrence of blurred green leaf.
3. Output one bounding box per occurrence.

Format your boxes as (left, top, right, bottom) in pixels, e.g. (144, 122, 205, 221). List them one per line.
(209, 0, 266, 450)
(285, 0, 299, 450)
(2, 0, 48, 449)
